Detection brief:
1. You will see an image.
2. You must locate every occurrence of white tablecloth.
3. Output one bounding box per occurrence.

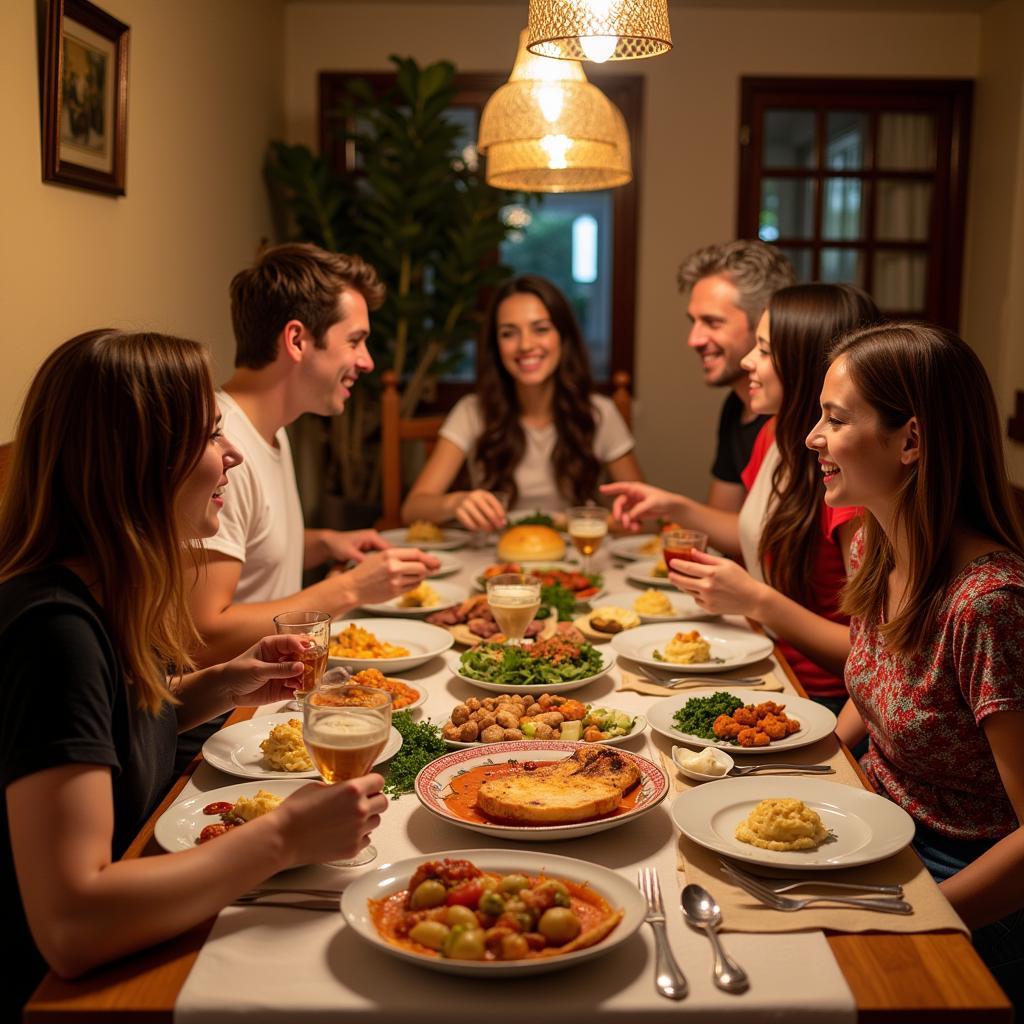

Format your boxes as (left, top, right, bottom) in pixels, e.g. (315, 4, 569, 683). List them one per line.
(175, 546, 856, 1023)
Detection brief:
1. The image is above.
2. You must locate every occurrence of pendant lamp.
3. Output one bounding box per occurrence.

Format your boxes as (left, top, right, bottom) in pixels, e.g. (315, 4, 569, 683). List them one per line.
(477, 29, 631, 193)
(527, 0, 672, 63)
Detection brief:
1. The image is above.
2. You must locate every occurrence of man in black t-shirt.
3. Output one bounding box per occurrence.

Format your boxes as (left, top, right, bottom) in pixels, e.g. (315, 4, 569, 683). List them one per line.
(677, 241, 795, 512)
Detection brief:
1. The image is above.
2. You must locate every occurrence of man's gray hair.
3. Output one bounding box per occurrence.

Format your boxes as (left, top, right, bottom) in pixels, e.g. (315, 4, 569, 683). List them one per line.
(677, 240, 796, 328)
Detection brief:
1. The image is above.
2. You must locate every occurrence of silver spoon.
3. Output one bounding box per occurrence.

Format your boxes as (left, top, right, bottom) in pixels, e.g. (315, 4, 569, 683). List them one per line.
(681, 884, 749, 994)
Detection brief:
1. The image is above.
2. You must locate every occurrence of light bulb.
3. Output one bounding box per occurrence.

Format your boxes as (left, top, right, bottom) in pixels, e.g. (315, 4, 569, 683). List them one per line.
(540, 134, 572, 169)
(580, 35, 617, 62)
(536, 83, 564, 123)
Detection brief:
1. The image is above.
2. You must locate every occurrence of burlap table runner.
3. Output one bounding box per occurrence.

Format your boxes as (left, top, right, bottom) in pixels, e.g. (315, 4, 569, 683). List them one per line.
(660, 736, 966, 934)
(617, 656, 785, 697)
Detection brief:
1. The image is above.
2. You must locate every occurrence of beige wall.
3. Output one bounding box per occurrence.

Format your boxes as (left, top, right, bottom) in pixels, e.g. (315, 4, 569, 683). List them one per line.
(285, 2, 982, 497)
(962, 0, 1024, 482)
(0, 0, 285, 442)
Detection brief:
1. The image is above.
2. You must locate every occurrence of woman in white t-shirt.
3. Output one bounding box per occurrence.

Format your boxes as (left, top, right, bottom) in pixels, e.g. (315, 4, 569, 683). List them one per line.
(402, 275, 643, 529)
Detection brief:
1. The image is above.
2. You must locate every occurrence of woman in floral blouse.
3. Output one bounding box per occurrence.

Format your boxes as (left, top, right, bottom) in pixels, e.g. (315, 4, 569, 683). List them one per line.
(807, 321, 1024, 1008)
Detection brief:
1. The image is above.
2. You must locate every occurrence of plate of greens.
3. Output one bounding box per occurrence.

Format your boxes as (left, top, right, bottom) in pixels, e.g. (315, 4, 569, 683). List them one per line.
(647, 688, 836, 753)
(450, 637, 614, 694)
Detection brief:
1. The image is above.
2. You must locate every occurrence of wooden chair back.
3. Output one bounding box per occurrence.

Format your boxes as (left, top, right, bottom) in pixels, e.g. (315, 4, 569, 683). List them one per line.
(0, 442, 12, 499)
(376, 369, 634, 530)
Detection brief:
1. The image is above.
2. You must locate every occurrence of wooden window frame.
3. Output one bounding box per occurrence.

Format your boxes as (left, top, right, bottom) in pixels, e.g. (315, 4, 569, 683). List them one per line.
(738, 76, 973, 329)
(319, 70, 643, 401)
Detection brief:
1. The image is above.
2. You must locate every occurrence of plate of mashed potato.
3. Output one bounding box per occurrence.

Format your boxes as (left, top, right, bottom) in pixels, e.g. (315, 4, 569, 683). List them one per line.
(670, 776, 916, 869)
(360, 580, 465, 617)
(610, 621, 773, 673)
(201, 712, 404, 780)
(598, 589, 712, 623)
(379, 525, 471, 550)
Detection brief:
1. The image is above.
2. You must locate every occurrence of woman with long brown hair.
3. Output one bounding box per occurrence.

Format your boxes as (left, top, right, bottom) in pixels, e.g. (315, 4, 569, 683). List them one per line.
(402, 275, 643, 529)
(0, 330, 386, 1016)
(604, 284, 881, 706)
(807, 322, 1024, 1008)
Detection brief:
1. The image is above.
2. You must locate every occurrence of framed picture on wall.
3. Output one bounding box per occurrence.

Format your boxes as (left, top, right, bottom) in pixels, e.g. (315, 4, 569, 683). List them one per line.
(42, 0, 129, 195)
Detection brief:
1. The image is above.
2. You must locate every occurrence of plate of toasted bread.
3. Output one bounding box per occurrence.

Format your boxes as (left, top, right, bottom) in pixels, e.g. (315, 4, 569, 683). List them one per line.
(414, 741, 669, 841)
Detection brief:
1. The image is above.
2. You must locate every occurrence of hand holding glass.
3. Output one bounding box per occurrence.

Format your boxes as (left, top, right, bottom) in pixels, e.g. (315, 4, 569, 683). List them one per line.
(302, 673, 392, 866)
(485, 572, 541, 645)
(273, 610, 331, 707)
(662, 529, 708, 570)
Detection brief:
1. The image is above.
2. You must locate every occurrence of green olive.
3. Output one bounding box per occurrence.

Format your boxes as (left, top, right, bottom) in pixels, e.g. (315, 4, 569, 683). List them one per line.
(445, 904, 477, 927)
(478, 890, 505, 916)
(500, 933, 530, 960)
(410, 879, 447, 910)
(443, 925, 487, 960)
(498, 873, 530, 894)
(409, 920, 450, 951)
(538, 907, 582, 944)
(536, 880, 571, 908)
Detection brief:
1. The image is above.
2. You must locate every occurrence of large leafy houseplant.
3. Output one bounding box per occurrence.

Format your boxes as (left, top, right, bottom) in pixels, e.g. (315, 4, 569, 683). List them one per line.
(267, 56, 518, 515)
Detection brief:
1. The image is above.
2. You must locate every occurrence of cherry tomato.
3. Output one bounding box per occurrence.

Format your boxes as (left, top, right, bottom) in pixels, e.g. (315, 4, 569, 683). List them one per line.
(445, 880, 484, 908)
(576, 587, 599, 600)
(198, 823, 232, 844)
(203, 801, 235, 816)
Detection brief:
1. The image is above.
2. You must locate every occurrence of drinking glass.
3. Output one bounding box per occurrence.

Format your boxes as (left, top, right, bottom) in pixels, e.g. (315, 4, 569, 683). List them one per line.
(274, 610, 331, 710)
(485, 572, 541, 646)
(662, 529, 708, 571)
(567, 505, 609, 574)
(302, 674, 392, 867)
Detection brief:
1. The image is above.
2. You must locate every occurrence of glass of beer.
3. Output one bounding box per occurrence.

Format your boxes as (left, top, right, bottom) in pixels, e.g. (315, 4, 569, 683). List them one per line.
(303, 674, 392, 867)
(274, 610, 330, 710)
(567, 505, 609, 574)
(485, 572, 542, 646)
(662, 529, 708, 571)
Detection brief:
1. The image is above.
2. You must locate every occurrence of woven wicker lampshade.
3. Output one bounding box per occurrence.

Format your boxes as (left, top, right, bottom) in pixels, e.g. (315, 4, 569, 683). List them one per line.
(527, 0, 672, 63)
(478, 30, 632, 193)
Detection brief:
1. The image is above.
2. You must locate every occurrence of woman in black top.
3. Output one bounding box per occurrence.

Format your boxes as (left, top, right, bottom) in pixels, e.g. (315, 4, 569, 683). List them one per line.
(0, 330, 387, 1012)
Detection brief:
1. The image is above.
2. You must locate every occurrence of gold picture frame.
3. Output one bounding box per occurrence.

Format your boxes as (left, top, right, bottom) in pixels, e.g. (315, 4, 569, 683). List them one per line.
(42, 0, 129, 195)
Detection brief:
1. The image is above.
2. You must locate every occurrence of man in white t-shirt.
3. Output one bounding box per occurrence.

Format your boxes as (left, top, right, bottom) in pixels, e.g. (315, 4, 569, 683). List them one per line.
(189, 243, 437, 667)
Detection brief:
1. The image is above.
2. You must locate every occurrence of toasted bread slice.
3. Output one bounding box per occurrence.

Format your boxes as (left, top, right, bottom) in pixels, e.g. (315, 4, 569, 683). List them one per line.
(476, 746, 640, 825)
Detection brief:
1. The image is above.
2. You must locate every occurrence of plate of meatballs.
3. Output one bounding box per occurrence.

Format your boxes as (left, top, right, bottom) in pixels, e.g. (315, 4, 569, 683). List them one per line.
(647, 688, 837, 753)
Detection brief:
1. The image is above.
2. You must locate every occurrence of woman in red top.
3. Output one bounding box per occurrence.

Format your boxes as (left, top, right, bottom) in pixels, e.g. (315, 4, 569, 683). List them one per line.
(605, 284, 880, 707)
(808, 322, 1024, 1008)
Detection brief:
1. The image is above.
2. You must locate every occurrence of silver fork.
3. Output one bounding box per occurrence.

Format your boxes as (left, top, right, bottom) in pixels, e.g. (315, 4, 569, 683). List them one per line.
(637, 867, 688, 1000)
(664, 675, 764, 689)
(720, 863, 913, 914)
(232, 897, 338, 912)
(727, 763, 835, 777)
(720, 859, 903, 896)
(238, 887, 341, 900)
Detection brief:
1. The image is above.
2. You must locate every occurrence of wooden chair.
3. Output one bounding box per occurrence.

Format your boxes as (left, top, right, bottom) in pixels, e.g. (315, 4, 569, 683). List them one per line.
(0, 442, 12, 498)
(376, 369, 634, 530)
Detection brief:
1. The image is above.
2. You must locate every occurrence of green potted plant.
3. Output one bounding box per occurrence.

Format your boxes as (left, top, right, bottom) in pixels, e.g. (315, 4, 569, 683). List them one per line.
(267, 56, 519, 525)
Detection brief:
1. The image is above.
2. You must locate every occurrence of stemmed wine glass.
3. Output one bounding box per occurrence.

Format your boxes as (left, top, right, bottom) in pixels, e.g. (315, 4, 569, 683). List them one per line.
(302, 673, 392, 867)
(567, 506, 609, 575)
(485, 572, 541, 646)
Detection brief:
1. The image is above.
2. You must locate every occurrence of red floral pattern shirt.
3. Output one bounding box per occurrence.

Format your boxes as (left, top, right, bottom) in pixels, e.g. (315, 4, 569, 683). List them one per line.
(847, 539, 1024, 840)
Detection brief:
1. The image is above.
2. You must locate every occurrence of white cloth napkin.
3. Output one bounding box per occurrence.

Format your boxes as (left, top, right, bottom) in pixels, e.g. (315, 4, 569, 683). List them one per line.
(175, 556, 855, 1023)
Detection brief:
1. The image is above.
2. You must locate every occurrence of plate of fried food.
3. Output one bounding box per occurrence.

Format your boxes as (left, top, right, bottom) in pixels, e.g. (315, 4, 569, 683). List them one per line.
(379, 522, 471, 550)
(360, 580, 465, 618)
(201, 710, 407, 782)
(647, 688, 837, 753)
(571, 604, 642, 642)
(340, 849, 646, 976)
(670, 776, 915, 869)
(440, 693, 644, 748)
(427, 593, 558, 647)
(611, 621, 773, 672)
(415, 742, 669, 841)
(328, 618, 454, 673)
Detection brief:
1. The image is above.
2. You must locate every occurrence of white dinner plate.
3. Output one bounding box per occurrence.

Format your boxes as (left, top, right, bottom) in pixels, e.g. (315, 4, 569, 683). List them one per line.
(670, 776, 916, 870)
(625, 560, 676, 588)
(202, 712, 413, 781)
(328, 618, 454, 673)
(448, 648, 616, 695)
(442, 707, 647, 749)
(414, 741, 669, 841)
(608, 534, 665, 561)
(360, 580, 466, 618)
(340, 848, 646, 976)
(379, 527, 471, 550)
(427, 553, 463, 578)
(647, 688, 836, 753)
(610, 621, 773, 673)
(598, 589, 713, 623)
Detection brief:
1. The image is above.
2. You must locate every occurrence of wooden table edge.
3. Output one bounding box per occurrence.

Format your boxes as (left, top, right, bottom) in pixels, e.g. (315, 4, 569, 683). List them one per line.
(24, 669, 1013, 1022)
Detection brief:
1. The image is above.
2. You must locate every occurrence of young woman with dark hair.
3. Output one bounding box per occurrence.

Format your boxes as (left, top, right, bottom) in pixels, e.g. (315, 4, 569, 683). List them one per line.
(0, 330, 387, 1015)
(604, 284, 881, 705)
(402, 275, 643, 529)
(807, 322, 1024, 1008)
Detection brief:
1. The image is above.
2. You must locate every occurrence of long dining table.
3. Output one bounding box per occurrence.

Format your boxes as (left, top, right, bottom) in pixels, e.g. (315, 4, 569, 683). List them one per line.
(23, 539, 1012, 1023)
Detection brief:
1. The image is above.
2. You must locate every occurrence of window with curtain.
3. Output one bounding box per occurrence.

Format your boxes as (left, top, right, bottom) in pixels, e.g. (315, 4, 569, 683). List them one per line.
(738, 78, 972, 327)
